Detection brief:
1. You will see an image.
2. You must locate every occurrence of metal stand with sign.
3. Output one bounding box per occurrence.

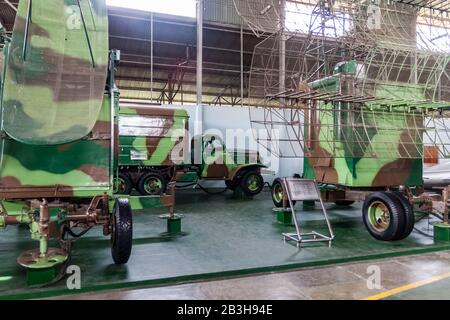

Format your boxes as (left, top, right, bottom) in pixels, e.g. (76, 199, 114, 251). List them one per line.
(281, 178, 334, 247)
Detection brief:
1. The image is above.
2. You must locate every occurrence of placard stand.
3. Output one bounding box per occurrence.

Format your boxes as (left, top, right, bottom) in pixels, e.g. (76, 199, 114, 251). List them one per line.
(281, 178, 334, 247)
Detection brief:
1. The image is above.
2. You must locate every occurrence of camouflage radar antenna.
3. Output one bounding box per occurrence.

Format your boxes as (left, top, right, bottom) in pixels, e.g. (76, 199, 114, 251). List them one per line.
(2, 0, 108, 145)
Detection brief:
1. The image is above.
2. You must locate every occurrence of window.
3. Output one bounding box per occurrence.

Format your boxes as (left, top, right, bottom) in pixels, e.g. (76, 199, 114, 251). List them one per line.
(119, 116, 169, 136)
(285, 2, 352, 37)
(106, 0, 196, 18)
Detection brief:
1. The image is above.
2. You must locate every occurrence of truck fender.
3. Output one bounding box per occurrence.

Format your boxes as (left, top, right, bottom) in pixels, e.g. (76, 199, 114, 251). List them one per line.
(230, 164, 267, 181)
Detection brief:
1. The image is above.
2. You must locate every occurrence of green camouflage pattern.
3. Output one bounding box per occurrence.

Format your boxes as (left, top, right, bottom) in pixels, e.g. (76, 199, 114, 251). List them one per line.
(198, 134, 263, 180)
(0, 95, 112, 198)
(126, 195, 174, 210)
(2, 0, 108, 145)
(0, 0, 114, 199)
(118, 107, 264, 182)
(119, 106, 189, 167)
(304, 61, 423, 188)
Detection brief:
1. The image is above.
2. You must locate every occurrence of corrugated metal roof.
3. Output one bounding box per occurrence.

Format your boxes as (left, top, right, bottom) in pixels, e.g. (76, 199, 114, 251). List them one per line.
(108, 6, 261, 106)
(0, 3, 261, 106)
(204, 0, 242, 26)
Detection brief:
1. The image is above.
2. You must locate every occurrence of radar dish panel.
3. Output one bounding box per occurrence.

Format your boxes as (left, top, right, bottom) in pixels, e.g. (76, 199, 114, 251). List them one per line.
(2, 0, 109, 145)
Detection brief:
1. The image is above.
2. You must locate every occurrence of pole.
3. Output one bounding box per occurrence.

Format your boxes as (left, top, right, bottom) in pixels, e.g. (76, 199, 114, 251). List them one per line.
(194, 0, 204, 164)
(150, 12, 154, 102)
(241, 23, 244, 108)
(195, 0, 203, 134)
(279, 0, 286, 107)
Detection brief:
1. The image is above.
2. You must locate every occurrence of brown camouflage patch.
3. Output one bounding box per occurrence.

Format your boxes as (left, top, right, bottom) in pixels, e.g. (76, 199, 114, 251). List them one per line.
(0, 176, 23, 188)
(206, 163, 229, 179)
(92, 120, 111, 133)
(0, 176, 75, 198)
(134, 107, 176, 118)
(307, 144, 339, 184)
(57, 144, 72, 152)
(372, 159, 415, 187)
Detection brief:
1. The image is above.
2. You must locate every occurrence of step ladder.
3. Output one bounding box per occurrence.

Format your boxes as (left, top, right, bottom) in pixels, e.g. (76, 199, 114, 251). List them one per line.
(281, 178, 335, 247)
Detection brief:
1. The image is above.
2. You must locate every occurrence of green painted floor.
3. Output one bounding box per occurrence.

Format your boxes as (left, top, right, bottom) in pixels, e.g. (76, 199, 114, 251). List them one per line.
(0, 189, 448, 299)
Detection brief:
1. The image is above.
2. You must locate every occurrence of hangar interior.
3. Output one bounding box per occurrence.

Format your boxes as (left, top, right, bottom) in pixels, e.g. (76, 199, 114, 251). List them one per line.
(1, 0, 450, 300)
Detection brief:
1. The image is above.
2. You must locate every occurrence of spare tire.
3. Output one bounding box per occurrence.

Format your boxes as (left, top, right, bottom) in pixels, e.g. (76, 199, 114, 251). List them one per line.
(111, 198, 133, 264)
(362, 192, 406, 241)
(387, 191, 415, 240)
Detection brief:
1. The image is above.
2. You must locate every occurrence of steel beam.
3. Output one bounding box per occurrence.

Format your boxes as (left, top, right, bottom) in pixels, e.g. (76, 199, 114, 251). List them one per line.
(195, 0, 204, 144)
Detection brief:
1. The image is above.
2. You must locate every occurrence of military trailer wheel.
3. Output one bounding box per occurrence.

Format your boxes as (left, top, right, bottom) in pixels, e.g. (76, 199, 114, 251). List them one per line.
(138, 172, 167, 196)
(271, 178, 296, 208)
(387, 191, 415, 240)
(115, 173, 133, 195)
(240, 171, 264, 197)
(111, 198, 133, 265)
(335, 200, 355, 207)
(362, 192, 406, 241)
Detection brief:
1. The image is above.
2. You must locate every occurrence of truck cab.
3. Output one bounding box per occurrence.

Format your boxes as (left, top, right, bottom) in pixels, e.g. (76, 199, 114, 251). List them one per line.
(117, 106, 266, 197)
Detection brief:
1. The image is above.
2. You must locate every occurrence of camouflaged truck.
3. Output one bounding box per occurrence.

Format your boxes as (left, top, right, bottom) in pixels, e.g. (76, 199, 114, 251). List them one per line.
(0, 0, 135, 279)
(271, 61, 428, 241)
(117, 106, 266, 197)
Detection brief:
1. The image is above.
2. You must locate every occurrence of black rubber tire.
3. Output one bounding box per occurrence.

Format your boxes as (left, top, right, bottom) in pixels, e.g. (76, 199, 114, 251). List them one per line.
(137, 172, 167, 196)
(271, 178, 296, 208)
(116, 173, 133, 195)
(111, 198, 133, 265)
(225, 180, 236, 191)
(240, 171, 264, 197)
(335, 200, 355, 207)
(362, 192, 406, 241)
(387, 191, 415, 240)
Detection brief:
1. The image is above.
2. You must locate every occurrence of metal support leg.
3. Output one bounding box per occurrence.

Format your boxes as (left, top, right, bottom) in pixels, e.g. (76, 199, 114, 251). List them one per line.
(39, 200, 50, 257)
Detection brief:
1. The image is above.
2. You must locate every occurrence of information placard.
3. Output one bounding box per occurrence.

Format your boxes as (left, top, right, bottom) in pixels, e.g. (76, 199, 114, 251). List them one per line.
(284, 179, 320, 201)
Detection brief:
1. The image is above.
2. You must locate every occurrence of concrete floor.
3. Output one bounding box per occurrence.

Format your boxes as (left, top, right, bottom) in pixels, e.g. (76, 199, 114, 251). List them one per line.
(55, 250, 450, 300)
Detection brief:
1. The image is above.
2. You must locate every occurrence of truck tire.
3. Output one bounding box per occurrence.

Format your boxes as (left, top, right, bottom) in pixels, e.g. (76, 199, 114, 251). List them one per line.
(138, 172, 167, 196)
(387, 191, 415, 240)
(271, 178, 296, 208)
(115, 173, 133, 195)
(335, 200, 355, 207)
(225, 180, 236, 191)
(240, 171, 264, 196)
(362, 192, 406, 241)
(111, 198, 133, 265)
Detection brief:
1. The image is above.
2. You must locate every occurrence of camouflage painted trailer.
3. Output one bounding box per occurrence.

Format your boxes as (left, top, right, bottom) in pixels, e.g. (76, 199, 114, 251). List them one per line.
(271, 61, 444, 241)
(0, 0, 134, 282)
(117, 106, 266, 197)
